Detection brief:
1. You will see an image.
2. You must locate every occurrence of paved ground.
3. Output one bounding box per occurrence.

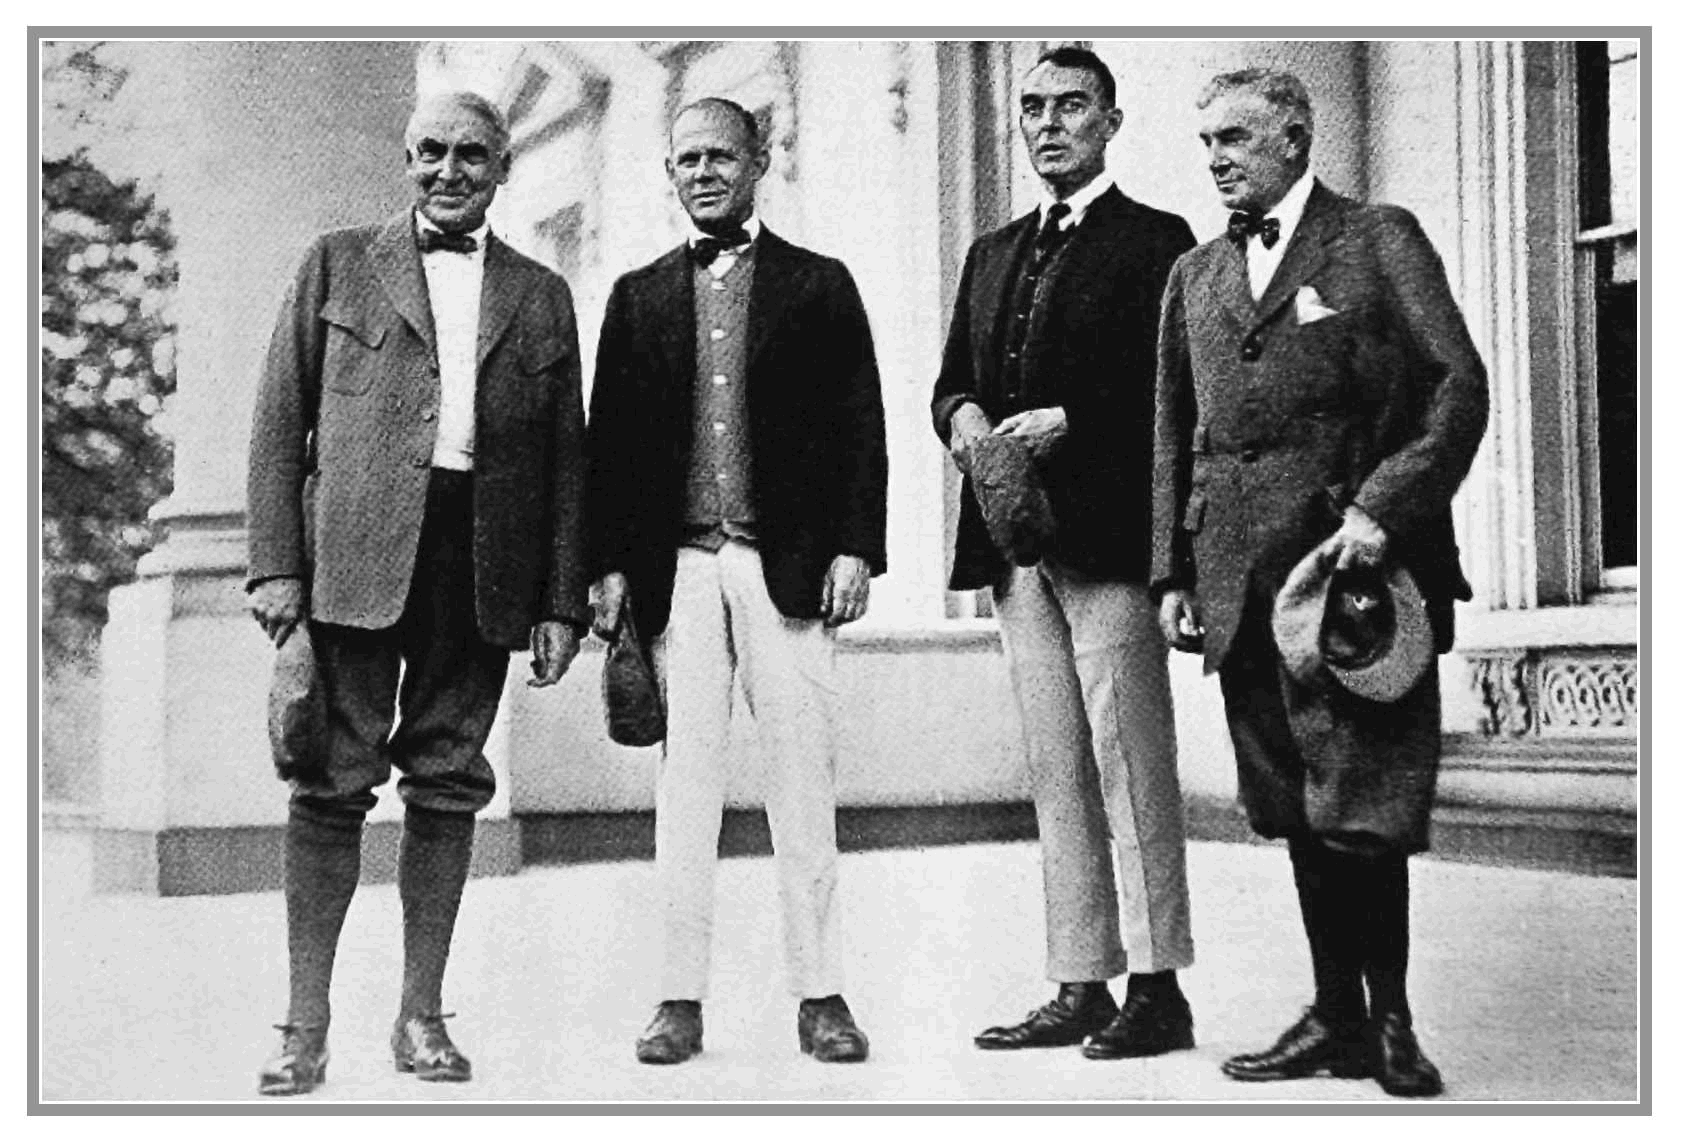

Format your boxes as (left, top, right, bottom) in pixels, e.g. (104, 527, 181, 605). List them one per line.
(37, 840, 1639, 1105)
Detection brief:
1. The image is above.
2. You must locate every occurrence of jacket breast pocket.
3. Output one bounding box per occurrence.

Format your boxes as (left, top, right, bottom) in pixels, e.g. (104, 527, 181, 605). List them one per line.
(318, 299, 388, 395)
(521, 333, 569, 377)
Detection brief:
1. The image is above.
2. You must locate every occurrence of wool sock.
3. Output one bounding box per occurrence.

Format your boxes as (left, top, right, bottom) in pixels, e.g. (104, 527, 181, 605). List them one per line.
(1361, 852, 1414, 1024)
(284, 804, 365, 1029)
(397, 804, 476, 1019)
(1288, 836, 1368, 1028)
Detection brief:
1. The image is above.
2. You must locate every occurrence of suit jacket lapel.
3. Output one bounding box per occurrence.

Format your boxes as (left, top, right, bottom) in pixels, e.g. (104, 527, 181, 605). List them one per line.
(1254, 180, 1343, 325)
(368, 213, 437, 355)
(476, 234, 529, 372)
(1032, 187, 1128, 346)
(745, 229, 793, 372)
(649, 245, 696, 402)
(1213, 236, 1258, 329)
(970, 214, 1038, 373)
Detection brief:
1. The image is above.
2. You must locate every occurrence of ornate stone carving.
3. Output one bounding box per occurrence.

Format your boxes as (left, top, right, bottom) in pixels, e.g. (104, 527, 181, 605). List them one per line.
(1537, 652, 1639, 734)
(1469, 652, 1534, 736)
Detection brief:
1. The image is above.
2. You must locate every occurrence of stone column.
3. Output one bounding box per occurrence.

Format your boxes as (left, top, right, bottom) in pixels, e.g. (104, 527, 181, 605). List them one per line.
(95, 41, 521, 894)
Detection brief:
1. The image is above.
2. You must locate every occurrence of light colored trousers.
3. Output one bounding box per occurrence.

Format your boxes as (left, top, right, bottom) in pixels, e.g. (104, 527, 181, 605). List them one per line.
(653, 542, 844, 1000)
(994, 561, 1195, 981)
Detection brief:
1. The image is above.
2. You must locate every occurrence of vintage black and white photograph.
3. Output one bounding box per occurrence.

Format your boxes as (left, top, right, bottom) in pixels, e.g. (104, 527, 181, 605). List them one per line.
(33, 29, 1647, 1107)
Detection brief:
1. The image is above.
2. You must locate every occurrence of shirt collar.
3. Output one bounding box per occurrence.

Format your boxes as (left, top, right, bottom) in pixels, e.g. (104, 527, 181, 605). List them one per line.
(687, 214, 761, 248)
(1039, 171, 1115, 229)
(415, 211, 491, 252)
(1260, 169, 1316, 252)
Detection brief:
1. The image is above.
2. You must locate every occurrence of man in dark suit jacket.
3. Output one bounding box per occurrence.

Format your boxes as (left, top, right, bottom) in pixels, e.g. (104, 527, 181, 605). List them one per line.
(931, 47, 1199, 1061)
(1152, 69, 1488, 1097)
(588, 98, 887, 1066)
(246, 92, 588, 1095)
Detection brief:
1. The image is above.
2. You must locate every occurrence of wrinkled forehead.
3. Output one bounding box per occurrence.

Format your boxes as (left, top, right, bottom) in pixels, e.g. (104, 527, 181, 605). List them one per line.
(1200, 90, 1287, 135)
(405, 99, 505, 150)
(668, 105, 754, 154)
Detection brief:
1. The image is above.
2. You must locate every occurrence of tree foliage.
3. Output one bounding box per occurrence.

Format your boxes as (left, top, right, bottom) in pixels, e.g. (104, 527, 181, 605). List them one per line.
(41, 148, 178, 669)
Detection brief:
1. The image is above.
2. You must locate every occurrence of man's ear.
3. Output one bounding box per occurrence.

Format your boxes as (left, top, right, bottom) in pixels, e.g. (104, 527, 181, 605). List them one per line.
(752, 146, 771, 180)
(498, 151, 513, 184)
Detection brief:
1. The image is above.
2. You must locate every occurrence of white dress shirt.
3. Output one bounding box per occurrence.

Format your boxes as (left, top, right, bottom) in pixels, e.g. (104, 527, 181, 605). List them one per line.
(416, 212, 489, 471)
(1246, 169, 1315, 301)
(688, 214, 762, 281)
(1038, 170, 1116, 232)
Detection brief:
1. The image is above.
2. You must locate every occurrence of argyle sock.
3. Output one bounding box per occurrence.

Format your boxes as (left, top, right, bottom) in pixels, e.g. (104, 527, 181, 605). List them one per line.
(1361, 852, 1414, 1024)
(284, 804, 366, 1029)
(1287, 836, 1368, 1028)
(397, 804, 476, 1019)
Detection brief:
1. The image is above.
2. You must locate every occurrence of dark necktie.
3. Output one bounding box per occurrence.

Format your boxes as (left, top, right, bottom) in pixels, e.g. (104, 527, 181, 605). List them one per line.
(691, 228, 752, 267)
(417, 229, 479, 255)
(1227, 211, 1280, 249)
(1035, 202, 1072, 260)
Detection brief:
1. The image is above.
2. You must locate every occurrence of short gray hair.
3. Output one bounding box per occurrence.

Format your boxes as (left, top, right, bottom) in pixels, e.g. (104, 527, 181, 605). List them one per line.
(1195, 68, 1314, 142)
(406, 90, 511, 155)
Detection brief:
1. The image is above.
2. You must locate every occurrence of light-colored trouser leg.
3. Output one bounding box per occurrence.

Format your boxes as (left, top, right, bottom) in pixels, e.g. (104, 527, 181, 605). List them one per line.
(995, 564, 1194, 982)
(721, 542, 844, 999)
(653, 547, 734, 1001)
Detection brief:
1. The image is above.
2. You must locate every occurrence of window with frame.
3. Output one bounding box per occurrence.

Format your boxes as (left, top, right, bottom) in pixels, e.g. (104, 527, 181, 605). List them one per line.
(1574, 39, 1639, 592)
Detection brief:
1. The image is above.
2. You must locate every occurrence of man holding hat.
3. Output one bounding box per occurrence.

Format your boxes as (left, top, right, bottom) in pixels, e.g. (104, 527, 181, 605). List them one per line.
(1151, 68, 1488, 1097)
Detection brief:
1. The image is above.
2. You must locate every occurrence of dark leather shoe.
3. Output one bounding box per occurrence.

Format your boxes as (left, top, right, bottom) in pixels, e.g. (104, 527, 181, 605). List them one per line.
(392, 1013, 472, 1082)
(1370, 1013, 1444, 1097)
(258, 1023, 328, 1096)
(975, 982, 1119, 1050)
(1081, 985, 1195, 1059)
(636, 1000, 703, 1065)
(798, 995, 869, 1063)
(1221, 1008, 1373, 1082)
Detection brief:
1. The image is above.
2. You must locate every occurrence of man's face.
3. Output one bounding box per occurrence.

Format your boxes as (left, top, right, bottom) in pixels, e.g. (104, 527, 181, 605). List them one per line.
(1197, 91, 1305, 214)
(666, 105, 768, 233)
(405, 101, 510, 234)
(1019, 62, 1121, 195)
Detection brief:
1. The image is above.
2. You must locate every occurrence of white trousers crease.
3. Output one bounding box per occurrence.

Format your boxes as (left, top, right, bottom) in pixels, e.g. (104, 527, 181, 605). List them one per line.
(653, 542, 844, 1000)
(994, 562, 1194, 981)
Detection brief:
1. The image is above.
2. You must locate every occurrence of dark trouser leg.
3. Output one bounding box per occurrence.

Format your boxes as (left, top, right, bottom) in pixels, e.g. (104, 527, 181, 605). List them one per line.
(386, 471, 507, 1020)
(284, 804, 366, 1028)
(1361, 851, 1412, 1023)
(1287, 836, 1368, 1028)
(398, 805, 476, 1019)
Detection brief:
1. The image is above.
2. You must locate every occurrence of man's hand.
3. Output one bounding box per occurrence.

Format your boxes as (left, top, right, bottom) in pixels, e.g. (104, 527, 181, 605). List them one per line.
(529, 621, 581, 688)
(821, 555, 872, 627)
(992, 406, 1068, 459)
(947, 402, 994, 475)
(1158, 588, 1205, 653)
(1326, 504, 1389, 571)
(591, 572, 628, 641)
(249, 577, 306, 648)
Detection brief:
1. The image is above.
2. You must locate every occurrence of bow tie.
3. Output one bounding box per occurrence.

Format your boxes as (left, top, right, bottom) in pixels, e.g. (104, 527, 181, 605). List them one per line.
(418, 229, 479, 255)
(691, 229, 752, 267)
(1227, 212, 1280, 249)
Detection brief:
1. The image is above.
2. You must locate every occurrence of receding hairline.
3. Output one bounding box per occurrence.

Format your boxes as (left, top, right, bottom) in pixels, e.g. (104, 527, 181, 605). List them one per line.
(405, 91, 511, 151)
(669, 97, 763, 152)
(1194, 68, 1314, 133)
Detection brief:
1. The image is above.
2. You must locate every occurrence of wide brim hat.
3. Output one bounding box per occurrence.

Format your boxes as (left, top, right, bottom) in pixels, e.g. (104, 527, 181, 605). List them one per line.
(1272, 542, 1435, 703)
(968, 434, 1057, 567)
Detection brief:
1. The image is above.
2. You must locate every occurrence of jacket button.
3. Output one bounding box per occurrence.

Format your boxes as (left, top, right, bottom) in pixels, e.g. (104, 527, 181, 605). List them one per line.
(1240, 448, 1260, 463)
(1240, 335, 1262, 361)
(412, 456, 428, 468)
(421, 408, 437, 422)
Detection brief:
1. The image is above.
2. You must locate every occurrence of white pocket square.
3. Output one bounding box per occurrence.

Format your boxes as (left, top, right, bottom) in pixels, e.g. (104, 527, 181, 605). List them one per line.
(1295, 285, 1339, 324)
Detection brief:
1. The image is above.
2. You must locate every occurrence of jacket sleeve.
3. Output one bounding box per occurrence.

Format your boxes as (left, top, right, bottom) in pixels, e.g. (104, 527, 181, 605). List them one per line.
(246, 237, 329, 590)
(1062, 215, 1198, 455)
(829, 262, 889, 576)
(539, 276, 590, 631)
(584, 276, 640, 584)
(1350, 207, 1490, 541)
(1150, 253, 1199, 594)
(930, 243, 982, 445)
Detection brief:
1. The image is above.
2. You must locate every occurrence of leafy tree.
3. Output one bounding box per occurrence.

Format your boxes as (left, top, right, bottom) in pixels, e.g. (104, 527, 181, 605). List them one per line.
(41, 149, 177, 670)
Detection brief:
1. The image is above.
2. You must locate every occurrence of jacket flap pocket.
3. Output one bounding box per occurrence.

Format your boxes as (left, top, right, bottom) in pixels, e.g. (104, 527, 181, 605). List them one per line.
(1182, 490, 1207, 533)
(522, 332, 569, 373)
(318, 299, 387, 348)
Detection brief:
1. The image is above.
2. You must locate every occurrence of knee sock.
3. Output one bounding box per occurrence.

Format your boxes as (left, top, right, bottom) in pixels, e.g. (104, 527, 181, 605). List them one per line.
(1287, 837, 1367, 1028)
(397, 805, 476, 1019)
(1361, 852, 1413, 1023)
(284, 804, 366, 1029)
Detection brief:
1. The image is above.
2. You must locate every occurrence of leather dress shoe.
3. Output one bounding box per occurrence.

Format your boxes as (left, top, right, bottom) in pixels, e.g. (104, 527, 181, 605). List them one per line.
(1370, 1012, 1444, 1097)
(1221, 1007, 1373, 1082)
(636, 1000, 703, 1065)
(258, 1023, 329, 1096)
(392, 1013, 473, 1082)
(798, 995, 869, 1063)
(1082, 985, 1195, 1059)
(975, 982, 1119, 1050)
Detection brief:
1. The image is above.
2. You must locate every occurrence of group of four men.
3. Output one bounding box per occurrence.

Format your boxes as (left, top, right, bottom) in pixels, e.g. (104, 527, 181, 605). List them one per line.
(245, 45, 1487, 1100)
